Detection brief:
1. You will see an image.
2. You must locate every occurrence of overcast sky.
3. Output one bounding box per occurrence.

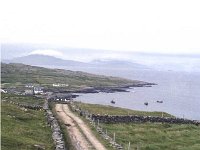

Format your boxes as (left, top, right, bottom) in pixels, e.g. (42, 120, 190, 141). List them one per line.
(1, 0, 200, 54)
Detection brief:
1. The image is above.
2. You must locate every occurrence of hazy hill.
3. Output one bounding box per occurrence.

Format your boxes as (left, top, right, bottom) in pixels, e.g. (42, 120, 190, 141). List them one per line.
(91, 59, 149, 69)
(3, 54, 87, 66)
(3, 54, 149, 70)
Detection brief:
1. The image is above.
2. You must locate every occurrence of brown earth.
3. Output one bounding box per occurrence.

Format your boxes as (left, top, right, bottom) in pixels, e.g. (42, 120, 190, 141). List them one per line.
(55, 104, 106, 150)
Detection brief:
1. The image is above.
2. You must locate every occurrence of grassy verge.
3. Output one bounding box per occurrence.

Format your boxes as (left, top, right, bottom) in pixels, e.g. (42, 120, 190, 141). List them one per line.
(1, 94, 54, 150)
(74, 102, 200, 150)
(75, 102, 173, 117)
(102, 123, 200, 150)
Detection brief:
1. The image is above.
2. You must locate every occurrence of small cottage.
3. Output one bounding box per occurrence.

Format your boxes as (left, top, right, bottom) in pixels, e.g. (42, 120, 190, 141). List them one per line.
(34, 87, 43, 94)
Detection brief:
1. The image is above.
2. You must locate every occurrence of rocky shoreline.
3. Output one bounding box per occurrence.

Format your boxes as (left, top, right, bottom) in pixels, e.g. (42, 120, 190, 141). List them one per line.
(72, 83, 156, 94)
(48, 82, 156, 96)
(46, 83, 156, 102)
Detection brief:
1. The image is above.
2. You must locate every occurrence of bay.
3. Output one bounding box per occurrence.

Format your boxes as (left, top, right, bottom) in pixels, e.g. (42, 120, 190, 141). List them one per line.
(73, 67, 200, 120)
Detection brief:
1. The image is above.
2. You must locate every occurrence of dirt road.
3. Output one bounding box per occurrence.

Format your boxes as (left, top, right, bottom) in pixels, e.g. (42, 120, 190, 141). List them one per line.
(55, 104, 106, 150)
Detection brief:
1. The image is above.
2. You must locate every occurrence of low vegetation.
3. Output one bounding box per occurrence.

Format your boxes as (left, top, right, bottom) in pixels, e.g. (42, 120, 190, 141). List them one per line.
(1, 93, 44, 105)
(75, 102, 172, 117)
(1, 94, 54, 150)
(1, 63, 143, 89)
(103, 123, 200, 150)
(75, 102, 200, 150)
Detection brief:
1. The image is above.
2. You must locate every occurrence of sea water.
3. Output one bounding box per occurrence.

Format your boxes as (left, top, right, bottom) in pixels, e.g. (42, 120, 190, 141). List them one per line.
(73, 68, 200, 120)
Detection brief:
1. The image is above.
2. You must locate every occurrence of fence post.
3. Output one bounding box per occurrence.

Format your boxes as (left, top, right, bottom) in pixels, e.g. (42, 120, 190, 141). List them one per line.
(113, 132, 115, 142)
(128, 141, 130, 150)
(137, 143, 140, 150)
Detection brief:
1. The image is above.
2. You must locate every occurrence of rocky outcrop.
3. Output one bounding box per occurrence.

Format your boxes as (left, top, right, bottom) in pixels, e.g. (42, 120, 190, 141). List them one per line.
(91, 115, 200, 126)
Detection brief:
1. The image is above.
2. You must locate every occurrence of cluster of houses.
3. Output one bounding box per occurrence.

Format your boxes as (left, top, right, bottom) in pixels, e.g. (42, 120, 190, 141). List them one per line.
(2, 82, 71, 96)
(25, 83, 44, 95)
(48, 93, 76, 103)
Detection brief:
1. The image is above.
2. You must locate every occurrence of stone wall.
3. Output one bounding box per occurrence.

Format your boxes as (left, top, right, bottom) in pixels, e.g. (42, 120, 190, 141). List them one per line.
(18, 104, 43, 110)
(91, 115, 200, 126)
(45, 100, 66, 150)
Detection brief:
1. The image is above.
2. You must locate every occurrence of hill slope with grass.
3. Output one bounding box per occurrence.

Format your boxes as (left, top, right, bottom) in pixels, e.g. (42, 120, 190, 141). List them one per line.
(1, 63, 147, 89)
(1, 94, 54, 150)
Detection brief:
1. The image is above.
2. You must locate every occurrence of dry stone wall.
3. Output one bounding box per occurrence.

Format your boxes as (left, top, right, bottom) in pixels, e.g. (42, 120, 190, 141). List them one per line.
(91, 115, 200, 125)
(45, 100, 66, 150)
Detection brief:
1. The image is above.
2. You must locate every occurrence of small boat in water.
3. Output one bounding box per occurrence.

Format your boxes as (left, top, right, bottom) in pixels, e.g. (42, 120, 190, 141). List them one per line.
(111, 100, 115, 104)
(144, 102, 148, 106)
(156, 100, 163, 103)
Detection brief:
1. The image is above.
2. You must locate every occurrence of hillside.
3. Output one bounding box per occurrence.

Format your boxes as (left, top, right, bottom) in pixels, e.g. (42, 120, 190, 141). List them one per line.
(3, 54, 87, 66)
(1, 63, 146, 90)
(1, 93, 54, 150)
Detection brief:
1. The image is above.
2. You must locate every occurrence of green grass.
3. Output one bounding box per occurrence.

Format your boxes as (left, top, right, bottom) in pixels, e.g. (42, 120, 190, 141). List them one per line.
(1, 63, 144, 89)
(1, 94, 54, 150)
(74, 102, 200, 150)
(75, 102, 173, 117)
(102, 123, 200, 150)
(1, 93, 44, 105)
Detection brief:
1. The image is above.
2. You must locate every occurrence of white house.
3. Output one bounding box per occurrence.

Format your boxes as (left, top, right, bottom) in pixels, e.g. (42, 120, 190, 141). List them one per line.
(53, 83, 68, 87)
(34, 87, 43, 94)
(25, 83, 34, 88)
(0, 89, 7, 93)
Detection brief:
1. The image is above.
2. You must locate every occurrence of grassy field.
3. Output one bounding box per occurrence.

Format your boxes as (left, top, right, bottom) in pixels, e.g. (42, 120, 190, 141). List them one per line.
(1, 94, 54, 150)
(1, 93, 44, 105)
(1, 63, 144, 89)
(103, 123, 200, 150)
(75, 102, 173, 117)
(75, 102, 200, 150)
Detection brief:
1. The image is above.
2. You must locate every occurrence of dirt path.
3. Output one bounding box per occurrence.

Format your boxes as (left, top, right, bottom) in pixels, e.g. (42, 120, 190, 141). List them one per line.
(55, 104, 106, 150)
(55, 104, 91, 150)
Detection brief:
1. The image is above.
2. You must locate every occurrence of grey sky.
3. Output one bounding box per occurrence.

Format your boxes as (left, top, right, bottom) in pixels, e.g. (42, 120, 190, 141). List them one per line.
(1, 0, 200, 54)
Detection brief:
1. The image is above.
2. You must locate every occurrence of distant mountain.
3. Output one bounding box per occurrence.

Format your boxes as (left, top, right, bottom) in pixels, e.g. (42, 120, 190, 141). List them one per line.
(90, 59, 149, 69)
(2, 54, 150, 70)
(3, 54, 87, 67)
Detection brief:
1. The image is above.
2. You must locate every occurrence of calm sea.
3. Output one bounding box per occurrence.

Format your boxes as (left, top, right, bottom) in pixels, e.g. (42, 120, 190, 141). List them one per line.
(44, 65, 200, 120)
